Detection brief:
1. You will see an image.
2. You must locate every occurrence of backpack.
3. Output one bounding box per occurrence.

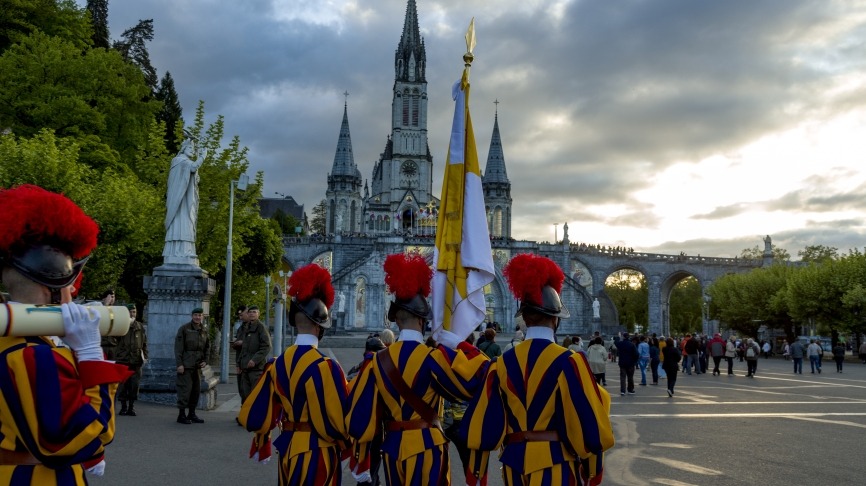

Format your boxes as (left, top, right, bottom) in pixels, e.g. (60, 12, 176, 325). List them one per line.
(746, 346, 756, 358)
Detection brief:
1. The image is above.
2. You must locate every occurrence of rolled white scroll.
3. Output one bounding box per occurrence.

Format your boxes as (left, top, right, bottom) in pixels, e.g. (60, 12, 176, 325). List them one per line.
(0, 304, 131, 337)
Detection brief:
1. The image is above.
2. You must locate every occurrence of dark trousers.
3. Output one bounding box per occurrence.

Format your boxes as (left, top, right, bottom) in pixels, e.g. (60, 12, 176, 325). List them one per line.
(793, 357, 803, 373)
(746, 359, 757, 376)
(118, 364, 142, 401)
(593, 372, 607, 385)
(665, 366, 678, 393)
(445, 421, 469, 481)
(726, 356, 734, 374)
(619, 365, 635, 393)
(835, 356, 844, 372)
(650, 358, 660, 383)
(238, 368, 263, 405)
(712, 356, 722, 374)
(176, 367, 201, 409)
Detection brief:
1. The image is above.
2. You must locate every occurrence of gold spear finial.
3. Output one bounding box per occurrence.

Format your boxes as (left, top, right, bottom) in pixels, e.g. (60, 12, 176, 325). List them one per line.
(463, 18, 476, 68)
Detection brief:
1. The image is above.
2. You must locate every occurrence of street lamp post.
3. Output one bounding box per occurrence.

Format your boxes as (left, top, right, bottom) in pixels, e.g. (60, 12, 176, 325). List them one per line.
(554, 223, 559, 244)
(220, 174, 248, 384)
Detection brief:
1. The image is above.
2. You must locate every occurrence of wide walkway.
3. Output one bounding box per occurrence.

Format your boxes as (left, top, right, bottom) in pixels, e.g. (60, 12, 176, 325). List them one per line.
(100, 341, 866, 485)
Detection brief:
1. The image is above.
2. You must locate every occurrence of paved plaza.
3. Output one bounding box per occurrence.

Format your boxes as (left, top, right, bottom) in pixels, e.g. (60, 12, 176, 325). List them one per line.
(100, 341, 866, 485)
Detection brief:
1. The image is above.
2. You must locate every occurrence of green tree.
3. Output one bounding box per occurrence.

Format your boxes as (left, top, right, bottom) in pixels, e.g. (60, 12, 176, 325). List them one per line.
(0, 0, 92, 53)
(604, 270, 647, 333)
(85, 0, 109, 49)
(310, 199, 327, 235)
(155, 71, 183, 153)
(669, 276, 702, 335)
(708, 264, 794, 338)
(0, 32, 158, 169)
(271, 208, 302, 235)
(797, 245, 838, 264)
(112, 18, 157, 92)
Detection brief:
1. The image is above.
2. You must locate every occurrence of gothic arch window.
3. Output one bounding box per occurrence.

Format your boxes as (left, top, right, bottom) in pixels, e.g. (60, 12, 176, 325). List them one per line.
(402, 89, 411, 126)
(328, 199, 336, 234)
(354, 277, 367, 328)
(396, 59, 403, 77)
(368, 214, 375, 231)
(493, 207, 503, 237)
(384, 215, 391, 231)
(411, 90, 420, 127)
(350, 200, 357, 232)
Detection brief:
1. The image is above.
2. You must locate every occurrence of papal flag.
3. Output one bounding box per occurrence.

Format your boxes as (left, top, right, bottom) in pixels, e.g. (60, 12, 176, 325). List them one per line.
(432, 19, 495, 342)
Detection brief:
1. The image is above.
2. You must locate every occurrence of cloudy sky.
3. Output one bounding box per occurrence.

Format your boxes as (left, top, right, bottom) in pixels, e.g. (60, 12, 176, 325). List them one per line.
(94, 0, 866, 258)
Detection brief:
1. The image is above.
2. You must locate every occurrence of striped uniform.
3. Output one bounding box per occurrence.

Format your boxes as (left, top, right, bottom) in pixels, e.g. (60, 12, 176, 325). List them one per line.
(238, 344, 349, 485)
(345, 339, 489, 486)
(0, 336, 132, 485)
(461, 338, 614, 486)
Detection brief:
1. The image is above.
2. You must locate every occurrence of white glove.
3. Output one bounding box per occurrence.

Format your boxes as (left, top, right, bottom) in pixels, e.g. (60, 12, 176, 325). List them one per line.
(436, 329, 462, 350)
(86, 459, 106, 476)
(250, 452, 271, 465)
(352, 469, 372, 482)
(61, 303, 103, 361)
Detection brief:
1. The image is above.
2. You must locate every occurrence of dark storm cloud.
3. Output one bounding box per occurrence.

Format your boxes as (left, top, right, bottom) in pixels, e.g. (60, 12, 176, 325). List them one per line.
(92, 0, 866, 257)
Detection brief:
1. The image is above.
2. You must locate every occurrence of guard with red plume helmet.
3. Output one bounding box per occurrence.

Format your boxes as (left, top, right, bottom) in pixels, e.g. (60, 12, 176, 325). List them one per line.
(503, 253, 570, 320)
(0, 184, 99, 304)
(346, 252, 492, 485)
(384, 252, 433, 323)
(238, 262, 350, 483)
(0, 184, 133, 482)
(287, 263, 335, 330)
(461, 252, 614, 486)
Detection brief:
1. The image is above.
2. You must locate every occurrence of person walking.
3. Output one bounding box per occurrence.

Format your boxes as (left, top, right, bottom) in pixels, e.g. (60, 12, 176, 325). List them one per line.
(684, 334, 701, 375)
(649, 336, 660, 385)
(637, 335, 650, 385)
(616, 333, 639, 395)
(239, 264, 351, 485)
(460, 253, 614, 485)
(116, 304, 148, 416)
(233, 305, 271, 405)
(708, 333, 726, 376)
(661, 337, 682, 397)
(174, 308, 209, 424)
(502, 329, 524, 353)
(0, 185, 132, 483)
(588, 337, 609, 385)
(790, 339, 806, 374)
(833, 341, 846, 373)
(744, 338, 760, 377)
(807, 339, 822, 374)
(725, 336, 737, 375)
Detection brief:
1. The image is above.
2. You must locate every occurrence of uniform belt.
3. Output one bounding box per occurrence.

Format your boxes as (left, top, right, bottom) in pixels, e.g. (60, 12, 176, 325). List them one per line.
(280, 419, 312, 432)
(385, 419, 434, 431)
(504, 430, 560, 445)
(0, 449, 40, 466)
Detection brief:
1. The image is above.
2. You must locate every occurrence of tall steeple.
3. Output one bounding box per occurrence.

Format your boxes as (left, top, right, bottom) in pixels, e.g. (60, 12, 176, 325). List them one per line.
(483, 102, 512, 238)
(395, 0, 425, 83)
(326, 98, 363, 235)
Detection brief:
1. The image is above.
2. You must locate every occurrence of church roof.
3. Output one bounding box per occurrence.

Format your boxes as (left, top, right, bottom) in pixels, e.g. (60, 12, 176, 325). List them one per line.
(330, 102, 361, 179)
(483, 111, 509, 184)
(395, 0, 426, 82)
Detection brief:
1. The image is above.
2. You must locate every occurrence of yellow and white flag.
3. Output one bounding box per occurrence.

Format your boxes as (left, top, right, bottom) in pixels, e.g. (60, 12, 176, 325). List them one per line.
(432, 56, 495, 341)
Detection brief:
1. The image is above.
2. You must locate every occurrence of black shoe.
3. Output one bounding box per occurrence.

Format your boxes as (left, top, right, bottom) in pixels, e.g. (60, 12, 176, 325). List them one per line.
(177, 412, 191, 425)
(667, 389, 673, 397)
(118, 401, 127, 416)
(188, 414, 204, 424)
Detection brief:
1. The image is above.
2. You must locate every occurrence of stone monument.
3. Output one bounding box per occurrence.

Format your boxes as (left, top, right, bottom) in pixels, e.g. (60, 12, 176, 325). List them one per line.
(142, 135, 218, 409)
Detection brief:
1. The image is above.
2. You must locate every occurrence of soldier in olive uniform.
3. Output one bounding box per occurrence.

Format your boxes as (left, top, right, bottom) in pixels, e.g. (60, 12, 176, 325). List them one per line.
(175, 307, 209, 424)
(233, 305, 271, 404)
(116, 304, 148, 416)
(99, 289, 119, 359)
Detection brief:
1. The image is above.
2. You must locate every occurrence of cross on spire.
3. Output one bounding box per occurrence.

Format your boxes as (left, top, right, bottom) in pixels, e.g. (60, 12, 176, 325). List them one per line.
(343, 90, 350, 105)
(494, 98, 499, 115)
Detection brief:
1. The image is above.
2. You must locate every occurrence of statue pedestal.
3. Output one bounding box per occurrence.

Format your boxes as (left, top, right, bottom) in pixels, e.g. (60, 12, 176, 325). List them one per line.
(142, 264, 218, 410)
(592, 316, 601, 336)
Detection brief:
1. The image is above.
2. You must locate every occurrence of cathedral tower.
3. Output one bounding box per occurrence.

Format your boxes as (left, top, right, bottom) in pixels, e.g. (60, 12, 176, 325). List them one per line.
(365, 0, 435, 234)
(325, 101, 363, 234)
(483, 104, 512, 238)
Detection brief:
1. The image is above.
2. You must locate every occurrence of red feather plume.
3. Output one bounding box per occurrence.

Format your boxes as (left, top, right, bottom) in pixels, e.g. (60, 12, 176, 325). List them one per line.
(384, 253, 432, 299)
(0, 185, 98, 259)
(503, 253, 565, 306)
(288, 264, 335, 308)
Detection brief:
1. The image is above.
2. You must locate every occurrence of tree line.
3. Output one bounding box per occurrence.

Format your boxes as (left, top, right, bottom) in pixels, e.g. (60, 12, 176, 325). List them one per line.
(0, 1, 283, 325)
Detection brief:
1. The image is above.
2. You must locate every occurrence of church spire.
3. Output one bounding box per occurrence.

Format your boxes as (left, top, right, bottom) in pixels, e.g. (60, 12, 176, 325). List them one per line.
(330, 99, 359, 177)
(483, 101, 509, 184)
(395, 0, 426, 82)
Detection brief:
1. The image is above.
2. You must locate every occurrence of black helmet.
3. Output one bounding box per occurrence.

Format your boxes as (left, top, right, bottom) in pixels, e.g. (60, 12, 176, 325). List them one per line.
(515, 285, 570, 318)
(289, 297, 331, 328)
(9, 244, 89, 290)
(387, 293, 432, 322)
